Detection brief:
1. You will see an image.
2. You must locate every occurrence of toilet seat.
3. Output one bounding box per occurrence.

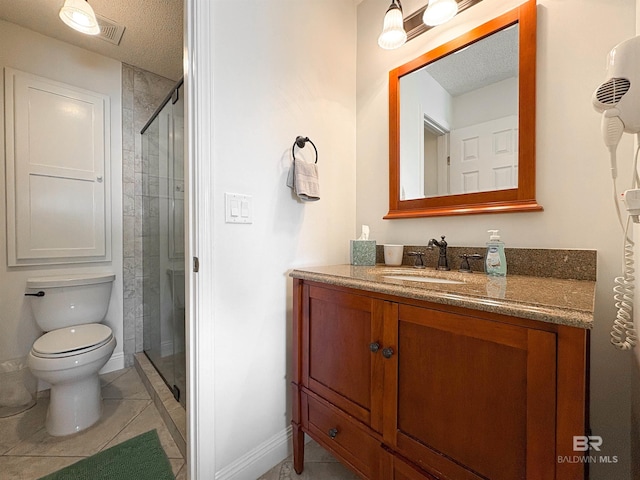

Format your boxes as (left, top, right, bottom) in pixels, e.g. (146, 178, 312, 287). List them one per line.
(32, 324, 113, 359)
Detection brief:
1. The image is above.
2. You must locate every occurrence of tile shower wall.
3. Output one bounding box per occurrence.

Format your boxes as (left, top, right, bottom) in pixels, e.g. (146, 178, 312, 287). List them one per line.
(141, 119, 162, 361)
(122, 64, 176, 367)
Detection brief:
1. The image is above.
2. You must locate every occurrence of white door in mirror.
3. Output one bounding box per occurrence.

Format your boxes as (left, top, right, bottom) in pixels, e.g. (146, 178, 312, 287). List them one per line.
(449, 116, 517, 195)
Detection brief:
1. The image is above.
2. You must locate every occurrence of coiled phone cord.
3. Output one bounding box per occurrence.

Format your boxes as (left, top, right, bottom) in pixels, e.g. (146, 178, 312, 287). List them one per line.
(612, 216, 638, 349)
(610, 144, 640, 350)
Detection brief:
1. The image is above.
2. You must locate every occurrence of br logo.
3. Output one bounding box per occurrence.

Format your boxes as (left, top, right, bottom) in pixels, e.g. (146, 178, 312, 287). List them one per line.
(573, 436, 603, 452)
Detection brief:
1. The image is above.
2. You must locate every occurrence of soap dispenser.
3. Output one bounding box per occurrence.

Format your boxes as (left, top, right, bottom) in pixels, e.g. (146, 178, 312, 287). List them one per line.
(485, 230, 507, 276)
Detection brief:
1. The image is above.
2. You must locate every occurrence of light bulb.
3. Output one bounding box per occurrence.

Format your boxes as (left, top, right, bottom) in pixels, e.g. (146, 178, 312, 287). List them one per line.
(423, 0, 459, 27)
(71, 11, 93, 27)
(59, 0, 100, 35)
(378, 3, 407, 50)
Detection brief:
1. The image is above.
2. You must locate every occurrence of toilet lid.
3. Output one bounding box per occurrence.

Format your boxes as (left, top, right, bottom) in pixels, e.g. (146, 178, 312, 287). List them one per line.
(32, 324, 113, 357)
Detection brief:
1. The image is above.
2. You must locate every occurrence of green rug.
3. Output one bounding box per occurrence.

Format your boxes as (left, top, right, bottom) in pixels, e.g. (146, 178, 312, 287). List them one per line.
(38, 429, 175, 480)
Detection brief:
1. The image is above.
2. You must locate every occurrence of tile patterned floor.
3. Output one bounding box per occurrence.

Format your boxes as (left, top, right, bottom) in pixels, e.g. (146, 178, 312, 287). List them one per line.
(0, 367, 185, 480)
(258, 440, 361, 480)
(1, 364, 359, 479)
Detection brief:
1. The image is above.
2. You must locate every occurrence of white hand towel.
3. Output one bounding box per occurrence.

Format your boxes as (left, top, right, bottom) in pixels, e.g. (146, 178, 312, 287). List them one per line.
(286, 159, 320, 201)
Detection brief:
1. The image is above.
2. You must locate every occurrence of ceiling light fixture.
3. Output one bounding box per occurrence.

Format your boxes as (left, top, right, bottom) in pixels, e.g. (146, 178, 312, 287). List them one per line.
(423, 0, 459, 27)
(59, 0, 100, 35)
(378, 0, 407, 50)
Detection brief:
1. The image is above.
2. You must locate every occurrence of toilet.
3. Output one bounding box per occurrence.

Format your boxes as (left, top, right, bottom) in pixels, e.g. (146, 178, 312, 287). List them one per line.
(26, 273, 116, 436)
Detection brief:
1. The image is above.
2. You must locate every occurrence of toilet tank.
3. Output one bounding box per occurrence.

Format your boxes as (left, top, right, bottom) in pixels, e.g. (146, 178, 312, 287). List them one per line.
(26, 273, 115, 332)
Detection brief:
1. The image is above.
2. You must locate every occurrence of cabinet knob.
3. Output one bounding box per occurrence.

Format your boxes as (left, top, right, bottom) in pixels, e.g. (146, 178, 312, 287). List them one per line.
(382, 347, 394, 359)
(328, 428, 338, 439)
(369, 342, 380, 353)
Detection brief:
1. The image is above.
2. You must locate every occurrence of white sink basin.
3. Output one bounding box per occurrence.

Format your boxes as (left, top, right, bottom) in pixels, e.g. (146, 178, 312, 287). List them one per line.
(383, 275, 465, 285)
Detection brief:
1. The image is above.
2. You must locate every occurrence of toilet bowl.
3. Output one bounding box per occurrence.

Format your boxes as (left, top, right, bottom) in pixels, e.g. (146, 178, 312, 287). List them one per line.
(25, 273, 116, 436)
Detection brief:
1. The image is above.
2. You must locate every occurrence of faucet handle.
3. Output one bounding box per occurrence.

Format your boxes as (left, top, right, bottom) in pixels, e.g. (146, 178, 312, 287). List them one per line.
(459, 254, 484, 273)
(407, 251, 426, 269)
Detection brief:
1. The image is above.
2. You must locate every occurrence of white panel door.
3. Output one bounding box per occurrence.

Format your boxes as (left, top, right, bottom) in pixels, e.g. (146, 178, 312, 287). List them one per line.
(4, 68, 111, 265)
(449, 115, 518, 195)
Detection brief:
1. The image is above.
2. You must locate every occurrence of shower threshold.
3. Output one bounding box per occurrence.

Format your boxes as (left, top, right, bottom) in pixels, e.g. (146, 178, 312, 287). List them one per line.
(134, 353, 186, 457)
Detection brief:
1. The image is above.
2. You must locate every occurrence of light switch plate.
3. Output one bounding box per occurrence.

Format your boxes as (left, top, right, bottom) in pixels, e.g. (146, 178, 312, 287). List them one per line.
(225, 193, 253, 224)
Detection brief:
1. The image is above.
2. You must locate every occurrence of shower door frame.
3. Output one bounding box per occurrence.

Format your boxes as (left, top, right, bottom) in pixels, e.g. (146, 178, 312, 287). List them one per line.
(140, 79, 186, 406)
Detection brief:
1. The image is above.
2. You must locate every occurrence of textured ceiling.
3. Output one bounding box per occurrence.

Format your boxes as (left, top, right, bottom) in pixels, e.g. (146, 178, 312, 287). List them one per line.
(425, 24, 519, 97)
(0, 0, 183, 81)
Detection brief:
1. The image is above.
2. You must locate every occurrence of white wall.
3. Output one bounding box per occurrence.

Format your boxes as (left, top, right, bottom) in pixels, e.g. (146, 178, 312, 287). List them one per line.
(632, 5, 640, 478)
(400, 68, 451, 199)
(357, 0, 634, 478)
(452, 76, 517, 128)
(209, 0, 356, 476)
(0, 21, 124, 373)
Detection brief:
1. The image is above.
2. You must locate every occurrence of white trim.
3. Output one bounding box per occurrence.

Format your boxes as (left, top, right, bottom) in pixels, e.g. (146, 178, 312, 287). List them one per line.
(161, 339, 175, 357)
(215, 427, 293, 480)
(186, 0, 216, 478)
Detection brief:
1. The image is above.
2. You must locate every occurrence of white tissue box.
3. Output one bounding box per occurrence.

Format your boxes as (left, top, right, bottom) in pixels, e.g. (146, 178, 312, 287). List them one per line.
(350, 240, 376, 266)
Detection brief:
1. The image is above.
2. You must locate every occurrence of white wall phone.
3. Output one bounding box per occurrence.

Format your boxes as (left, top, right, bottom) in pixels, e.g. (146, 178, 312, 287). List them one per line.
(593, 35, 640, 350)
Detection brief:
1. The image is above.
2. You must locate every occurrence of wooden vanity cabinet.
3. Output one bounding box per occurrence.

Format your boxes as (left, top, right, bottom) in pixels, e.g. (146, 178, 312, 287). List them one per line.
(291, 280, 589, 480)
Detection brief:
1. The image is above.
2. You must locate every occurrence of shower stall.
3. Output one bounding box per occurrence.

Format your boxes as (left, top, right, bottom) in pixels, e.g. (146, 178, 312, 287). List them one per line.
(140, 80, 186, 407)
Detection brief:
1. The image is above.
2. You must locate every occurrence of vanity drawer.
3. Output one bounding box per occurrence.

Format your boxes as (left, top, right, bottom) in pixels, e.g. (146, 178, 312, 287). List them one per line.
(390, 454, 439, 480)
(305, 394, 380, 479)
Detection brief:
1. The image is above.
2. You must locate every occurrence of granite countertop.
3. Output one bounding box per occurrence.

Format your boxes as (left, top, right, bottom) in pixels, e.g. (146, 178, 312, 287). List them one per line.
(290, 265, 596, 329)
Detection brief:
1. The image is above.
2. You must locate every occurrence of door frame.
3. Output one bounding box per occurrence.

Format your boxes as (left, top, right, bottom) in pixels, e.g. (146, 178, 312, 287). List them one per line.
(185, 0, 216, 477)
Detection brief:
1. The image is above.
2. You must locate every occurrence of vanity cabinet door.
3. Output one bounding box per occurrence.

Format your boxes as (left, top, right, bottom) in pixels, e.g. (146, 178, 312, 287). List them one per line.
(302, 285, 386, 432)
(382, 304, 557, 480)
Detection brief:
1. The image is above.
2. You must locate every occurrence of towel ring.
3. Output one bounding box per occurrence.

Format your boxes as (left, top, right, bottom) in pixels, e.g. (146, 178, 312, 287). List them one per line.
(292, 136, 318, 164)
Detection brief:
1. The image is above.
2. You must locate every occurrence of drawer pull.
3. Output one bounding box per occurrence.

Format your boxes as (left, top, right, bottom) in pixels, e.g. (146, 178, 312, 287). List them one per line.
(382, 347, 394, 359)
(328, 428, 338, 439)
(369, 342, 380, 353)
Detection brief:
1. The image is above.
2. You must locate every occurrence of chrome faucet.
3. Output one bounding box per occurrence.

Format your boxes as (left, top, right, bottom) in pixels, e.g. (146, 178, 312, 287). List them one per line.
(427, 236, 450, 271)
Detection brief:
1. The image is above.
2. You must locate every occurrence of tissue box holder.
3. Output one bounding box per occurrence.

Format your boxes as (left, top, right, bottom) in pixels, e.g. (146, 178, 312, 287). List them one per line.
(350, 240, 376, 266)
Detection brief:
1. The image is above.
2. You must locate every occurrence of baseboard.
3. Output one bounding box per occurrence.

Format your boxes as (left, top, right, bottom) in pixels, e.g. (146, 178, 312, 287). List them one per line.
(215, 426, 293, 480)
(99, 351, 125, 375)
(160, 340, 174, 357)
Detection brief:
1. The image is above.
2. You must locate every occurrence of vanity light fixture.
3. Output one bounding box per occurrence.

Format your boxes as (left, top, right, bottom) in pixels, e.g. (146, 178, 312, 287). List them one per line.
(378, 0, 407, 50)
(423, 0, 459, 27)
(59, 0, 100, 35)
(379, 0, 483, 49)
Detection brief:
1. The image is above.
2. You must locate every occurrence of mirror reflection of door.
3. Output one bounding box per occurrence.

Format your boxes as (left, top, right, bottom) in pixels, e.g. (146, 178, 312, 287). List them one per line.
(449, 115, 517, 194)
(423, 117, 449, 198)
(399, 23, 519, 200)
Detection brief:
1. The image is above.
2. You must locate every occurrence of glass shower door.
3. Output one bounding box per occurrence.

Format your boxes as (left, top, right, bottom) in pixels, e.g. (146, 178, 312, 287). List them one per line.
(142, 81, 186, 407)
(168, 83, 185, 406)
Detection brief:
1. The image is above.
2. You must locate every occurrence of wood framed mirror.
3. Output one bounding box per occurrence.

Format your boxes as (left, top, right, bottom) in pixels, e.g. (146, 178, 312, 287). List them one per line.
(385, 0, 542, 218)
